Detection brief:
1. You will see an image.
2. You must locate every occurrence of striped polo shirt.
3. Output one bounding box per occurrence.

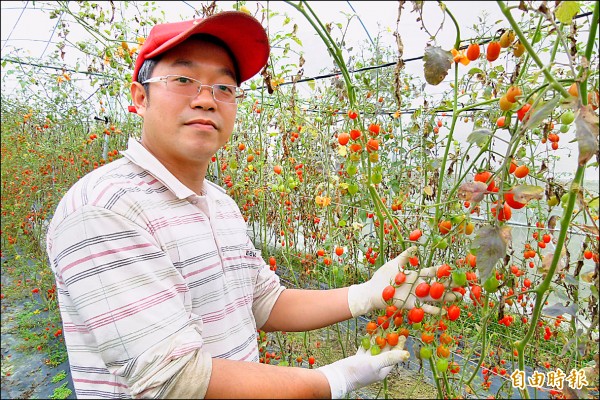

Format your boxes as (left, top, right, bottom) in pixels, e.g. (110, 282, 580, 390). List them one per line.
(46, 138, 285, 398)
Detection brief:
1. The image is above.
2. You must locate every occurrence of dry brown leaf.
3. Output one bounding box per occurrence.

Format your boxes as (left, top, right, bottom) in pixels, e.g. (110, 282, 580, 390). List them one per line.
(457, 181, 488, 203)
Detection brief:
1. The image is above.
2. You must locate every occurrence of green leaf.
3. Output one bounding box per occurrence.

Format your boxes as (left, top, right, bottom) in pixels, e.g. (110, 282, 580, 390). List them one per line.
(307, 79, 315, 91)
(555, 1, 580, 24)
(471, 225, 511, 283)
(467, 67, 484, 75)
(466, 128, 492, 148)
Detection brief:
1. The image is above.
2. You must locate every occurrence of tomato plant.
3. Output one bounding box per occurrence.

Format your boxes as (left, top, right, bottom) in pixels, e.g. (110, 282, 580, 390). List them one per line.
(1, 1, 598, 399)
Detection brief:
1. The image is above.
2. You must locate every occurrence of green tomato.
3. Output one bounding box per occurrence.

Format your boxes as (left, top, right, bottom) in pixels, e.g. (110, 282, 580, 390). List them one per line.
(434, 237, 448, 250)
(436, 357, 449, 373)
(452, 271, 467, 287)
(412, 322, 422, 331)
(559, 124, 570, 133)
(372, 171, 383, 184)
(483, 274, 500, 293)
(347, 183, 359, 196)
(370, 345, 381, 355)
(420, 346, 432, 360)
(548, 195, 559, 207)
(560, 110, 575, 125)
(346, 163, 358, 176)
(561, 193, 570, 208)
(362, 336, 371, 350)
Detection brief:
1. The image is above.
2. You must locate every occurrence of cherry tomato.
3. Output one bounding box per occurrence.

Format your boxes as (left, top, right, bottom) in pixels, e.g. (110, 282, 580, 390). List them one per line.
(486, 41, 501, 62)
(382, 285, 396, 303)
(395, 272, 407, 285)
(420, 346, 432, 359)
(466, 43, 480, 61)
(436, 357, 449, 373)
(386, 332, 400, 347)
(483, 275, 500, 293)
(437, 264, 452, 279)
(409, 229, 422, 241)
(504, 192, 526, 209)
(338, 132, 350, 145)
(361, 336, 371, 350)
(408, 307, 425, 323)
(429, 282, 445, 300)
(517, 103, 532, 122)
(447, 305, 461, 321)
(452, 270, 467, 287)
(421, 332, 435, 344)
(415, 282, 431, 298)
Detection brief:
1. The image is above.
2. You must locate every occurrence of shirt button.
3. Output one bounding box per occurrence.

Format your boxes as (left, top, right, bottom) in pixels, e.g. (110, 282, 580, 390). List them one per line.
(190, 200, 198, 205)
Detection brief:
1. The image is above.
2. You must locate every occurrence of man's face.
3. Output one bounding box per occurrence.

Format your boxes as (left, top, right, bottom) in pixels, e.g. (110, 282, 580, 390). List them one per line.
(135, 38, 238, 170)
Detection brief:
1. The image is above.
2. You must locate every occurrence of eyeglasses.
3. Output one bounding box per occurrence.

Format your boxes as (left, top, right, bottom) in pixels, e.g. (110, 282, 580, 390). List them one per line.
(142, 75, 245, 104)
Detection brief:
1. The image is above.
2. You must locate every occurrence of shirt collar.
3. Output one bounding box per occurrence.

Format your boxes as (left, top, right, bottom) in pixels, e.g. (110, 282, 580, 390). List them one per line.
(121, 138, 224, 199)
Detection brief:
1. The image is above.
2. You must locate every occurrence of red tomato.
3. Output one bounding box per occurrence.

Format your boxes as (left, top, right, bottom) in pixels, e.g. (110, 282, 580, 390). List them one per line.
(513, 164, 529, 178)
(338, 132, 350, 145)
(504, 192, 526, 209)
(409, 229, 422, 241)
(467, 43, 481, 60)
(408, 307, 425, 323)
(437, 264, 452, 279)
(447, 304, 461, 321)
(386, 332, 400, 346)
(335, 246, 344, 256)
(517, 103, 532, 122)
(429, 282, 445, 300)
(382, 285, 396, 302)
(348, 110, 358, 120)
(486, 41, 501, 62)
(395, 271, 407, 285)
(368, 123, 381, 136)
(349, 129, 362, 140)
(415, 282, 431, 298)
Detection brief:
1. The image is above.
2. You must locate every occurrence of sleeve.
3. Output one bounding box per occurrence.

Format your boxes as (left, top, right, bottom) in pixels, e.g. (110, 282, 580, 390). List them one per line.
(245, 237, 286, 329)
(48, 205, 212, 397)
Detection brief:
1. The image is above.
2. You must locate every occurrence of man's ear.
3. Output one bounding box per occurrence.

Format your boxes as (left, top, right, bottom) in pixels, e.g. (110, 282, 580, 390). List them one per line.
(130, 82, 148, 116)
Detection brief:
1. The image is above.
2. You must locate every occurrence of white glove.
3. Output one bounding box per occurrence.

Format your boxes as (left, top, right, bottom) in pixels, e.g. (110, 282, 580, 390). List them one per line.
(347, 246, 459, 318)
(317, 346, 408, 398)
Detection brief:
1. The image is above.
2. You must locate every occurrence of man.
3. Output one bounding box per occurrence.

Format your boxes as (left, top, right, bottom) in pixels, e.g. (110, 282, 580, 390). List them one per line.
(46, 11, 455, 399)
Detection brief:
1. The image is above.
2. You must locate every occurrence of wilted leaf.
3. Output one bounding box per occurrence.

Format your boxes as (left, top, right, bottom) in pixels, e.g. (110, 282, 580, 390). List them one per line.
(457, 181, 488, 203)
(466, 128, 493, 148)
(522, 96, 561, 130)
(555, 1, 580, 24)
(542, 302, 577, 317)
(575, 105, 600, 166)
(581, 271, 595, 283)
(539, 246, 567, 274)
(548, 215, 559, 230)
(423, 45, 453, 86)
(509, 185, 544, 203)
(472, 225, 511, 282)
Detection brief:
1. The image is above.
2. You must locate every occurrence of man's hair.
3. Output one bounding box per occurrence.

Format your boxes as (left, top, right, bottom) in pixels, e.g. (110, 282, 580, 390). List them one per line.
(137, 34, 241, 103)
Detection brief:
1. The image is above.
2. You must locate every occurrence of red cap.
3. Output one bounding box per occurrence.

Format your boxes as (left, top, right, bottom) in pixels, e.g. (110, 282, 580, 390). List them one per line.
(132, 11, 269, 84)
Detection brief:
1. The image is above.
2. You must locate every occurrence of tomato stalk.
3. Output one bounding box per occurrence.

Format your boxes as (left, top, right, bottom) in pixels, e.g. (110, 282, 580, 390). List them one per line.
(513, 165, 585, 399)
(496, 1, 571, 99)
